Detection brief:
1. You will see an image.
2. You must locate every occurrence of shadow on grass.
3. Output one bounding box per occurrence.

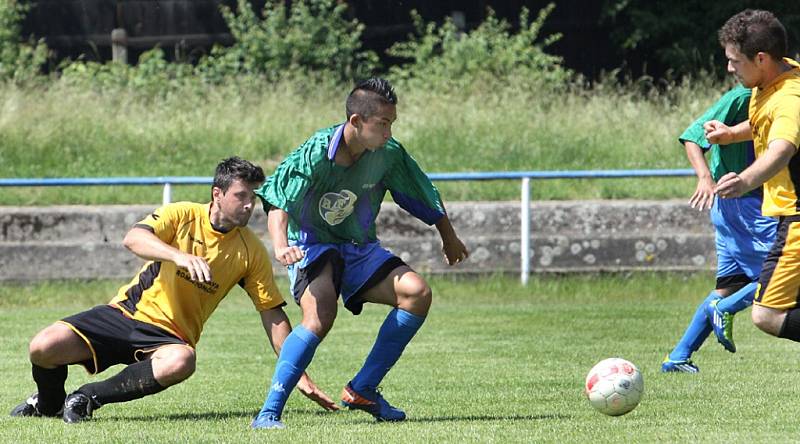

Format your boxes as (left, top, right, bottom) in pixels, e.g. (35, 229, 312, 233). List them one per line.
(406, 414, 570, 423)
(103, 409, 569, 424)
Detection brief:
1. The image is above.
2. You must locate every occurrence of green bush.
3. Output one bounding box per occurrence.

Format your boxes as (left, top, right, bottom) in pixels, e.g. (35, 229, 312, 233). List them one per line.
(0, 0, 47, 84)
(388, 4, 572, 93)
(200, 0, 379, 83)
(59, 48, 196, 95)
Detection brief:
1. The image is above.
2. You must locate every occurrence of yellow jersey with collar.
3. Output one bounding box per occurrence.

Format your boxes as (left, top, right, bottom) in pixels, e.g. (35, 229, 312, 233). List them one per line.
(109, 201, 284, 347)
(749, 58, 800, 216)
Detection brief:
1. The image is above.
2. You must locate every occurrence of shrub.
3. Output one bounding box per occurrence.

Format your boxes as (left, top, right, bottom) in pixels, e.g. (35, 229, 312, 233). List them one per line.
(199, 0, 379, 83)
(0, 0, 47, 84)
(388, 4, 572, 93)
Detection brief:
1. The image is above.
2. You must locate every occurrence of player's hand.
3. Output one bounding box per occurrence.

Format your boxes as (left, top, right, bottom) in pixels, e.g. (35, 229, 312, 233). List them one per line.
(173, 252, 212, 282)
(714, 172, 746, 199)
(296, 372, 340, 411)
(442, 235, 469, 266)
(274, 246, 304, 266)
(689, 177, 716, 211)
(704, 120, 733, 145)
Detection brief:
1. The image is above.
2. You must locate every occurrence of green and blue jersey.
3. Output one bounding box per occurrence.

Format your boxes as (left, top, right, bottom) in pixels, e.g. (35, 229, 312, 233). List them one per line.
(257, 124, 445, 245)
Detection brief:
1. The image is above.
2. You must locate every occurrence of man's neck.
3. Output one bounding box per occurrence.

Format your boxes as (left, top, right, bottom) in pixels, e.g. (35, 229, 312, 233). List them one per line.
(341, 123, 367, 162)
(208, 204, 231, 233)
(760, 59, 794, 89)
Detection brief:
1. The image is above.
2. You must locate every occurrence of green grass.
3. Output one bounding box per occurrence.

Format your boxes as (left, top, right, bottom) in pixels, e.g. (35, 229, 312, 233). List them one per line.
(0, 78, 727, 205)
(1, 273, 797, 442)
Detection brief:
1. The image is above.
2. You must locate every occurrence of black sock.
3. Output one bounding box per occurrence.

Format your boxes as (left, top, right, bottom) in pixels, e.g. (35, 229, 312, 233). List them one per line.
(32, 364, 67, 416)
(778, 308, 800, 342)
(77, 360, 165, 407)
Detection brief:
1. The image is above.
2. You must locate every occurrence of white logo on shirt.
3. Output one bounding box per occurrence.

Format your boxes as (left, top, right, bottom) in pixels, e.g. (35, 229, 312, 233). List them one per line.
(319, 190, 357, 225)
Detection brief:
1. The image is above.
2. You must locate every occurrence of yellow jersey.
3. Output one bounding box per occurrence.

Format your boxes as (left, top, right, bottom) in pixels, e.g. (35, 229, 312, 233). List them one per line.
(109, 202, 284, 347)
(749, 58, 800, 216)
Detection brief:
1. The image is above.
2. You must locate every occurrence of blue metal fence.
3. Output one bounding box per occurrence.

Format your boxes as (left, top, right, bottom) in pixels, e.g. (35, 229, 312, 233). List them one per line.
(0, 169, 697, 283)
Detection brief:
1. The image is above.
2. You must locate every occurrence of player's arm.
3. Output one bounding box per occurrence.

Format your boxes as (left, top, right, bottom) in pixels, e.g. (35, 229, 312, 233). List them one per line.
(258, 308, 339, 411)
(122, 226, 211, 282)
(266, 207, 304, 266)
(435, 212, 469, 265)
(715, 139, 797, 198)
(684, 141, 715, 210)
(704, 120, 752, 145)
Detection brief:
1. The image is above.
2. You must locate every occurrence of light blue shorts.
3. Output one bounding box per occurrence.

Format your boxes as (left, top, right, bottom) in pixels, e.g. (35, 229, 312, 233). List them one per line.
(711, 195, 777, 284)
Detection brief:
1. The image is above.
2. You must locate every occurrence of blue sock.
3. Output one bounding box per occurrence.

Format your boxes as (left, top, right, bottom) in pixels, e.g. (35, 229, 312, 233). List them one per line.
(668, 291, 719, 362)
(350, 308, 425, 394)
(258, 325, 320, 418)
(716, 282, 757, 314)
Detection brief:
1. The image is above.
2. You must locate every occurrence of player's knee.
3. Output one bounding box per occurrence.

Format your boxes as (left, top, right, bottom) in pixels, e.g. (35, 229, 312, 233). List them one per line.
(155, 347, 196, 385)
(29, 326, 65, 366)
(751, 307, 781, 336)
(397, 274, 432, 314)
(303, 307, 337, 338)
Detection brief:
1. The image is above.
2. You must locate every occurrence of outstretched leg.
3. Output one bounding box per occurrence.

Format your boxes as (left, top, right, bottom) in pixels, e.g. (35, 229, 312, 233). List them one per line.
(663, 291, 719, 373)
(343, 266, 430, 421)
(253, 261, 337, 429)
(63, 344, 193, 423)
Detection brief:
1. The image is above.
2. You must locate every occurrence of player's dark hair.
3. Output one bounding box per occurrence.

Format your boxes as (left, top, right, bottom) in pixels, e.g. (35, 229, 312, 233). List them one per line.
(213, 156, 265, 192)
(719, 9, 787, 61)
(345, 77, 398, 120)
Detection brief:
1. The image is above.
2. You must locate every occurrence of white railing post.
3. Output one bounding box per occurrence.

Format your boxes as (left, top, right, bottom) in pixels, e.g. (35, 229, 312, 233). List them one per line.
(162, 183, 172, 205)
(520, 177, 531, 285)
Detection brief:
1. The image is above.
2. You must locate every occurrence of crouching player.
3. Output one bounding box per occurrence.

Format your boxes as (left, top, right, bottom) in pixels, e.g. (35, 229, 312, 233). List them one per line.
(10, 157, 337, 423)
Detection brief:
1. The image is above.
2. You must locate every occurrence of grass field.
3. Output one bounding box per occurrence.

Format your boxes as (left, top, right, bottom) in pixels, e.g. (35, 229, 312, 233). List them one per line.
(1, 273, 798, 442)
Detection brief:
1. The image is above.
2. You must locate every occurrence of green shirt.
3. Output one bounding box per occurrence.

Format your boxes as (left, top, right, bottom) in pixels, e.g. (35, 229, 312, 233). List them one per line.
(679, 85, 754, 182)
(256, 124, 445, 244)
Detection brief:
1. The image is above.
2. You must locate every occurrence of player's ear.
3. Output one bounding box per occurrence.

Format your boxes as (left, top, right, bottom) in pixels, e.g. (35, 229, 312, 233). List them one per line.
(211, 186, 223, 202)
(348, 113, 362, 129)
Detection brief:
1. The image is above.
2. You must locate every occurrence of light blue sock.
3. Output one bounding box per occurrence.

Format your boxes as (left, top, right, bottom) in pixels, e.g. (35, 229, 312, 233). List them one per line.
(716, 282, 758, 314)
(668, 291, 719, 362)
(350, 308, 425, 394)
(258, 325, 320, 418)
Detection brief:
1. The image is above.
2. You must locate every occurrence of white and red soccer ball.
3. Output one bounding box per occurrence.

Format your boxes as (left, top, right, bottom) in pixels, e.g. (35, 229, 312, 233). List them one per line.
(584, 357, 644, 416)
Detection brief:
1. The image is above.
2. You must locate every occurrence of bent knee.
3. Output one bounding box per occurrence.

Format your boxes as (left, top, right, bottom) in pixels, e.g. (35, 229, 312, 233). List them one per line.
(29, 324, 74, 366)
(153, 347, 196, 385)
(751, 307, 783, 336)
(397, 274, 432, 314)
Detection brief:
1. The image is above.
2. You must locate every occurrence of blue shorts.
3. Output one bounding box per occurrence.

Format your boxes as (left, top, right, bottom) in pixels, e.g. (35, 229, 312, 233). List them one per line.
(286, 241, 406, 315)
(711, 195, 777, 285)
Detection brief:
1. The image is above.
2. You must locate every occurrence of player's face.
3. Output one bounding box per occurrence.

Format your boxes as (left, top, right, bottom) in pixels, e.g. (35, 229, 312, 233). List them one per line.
(213, 179, 261, 228)
(358, 104, 396, 151)
(725, 44, 761, 88)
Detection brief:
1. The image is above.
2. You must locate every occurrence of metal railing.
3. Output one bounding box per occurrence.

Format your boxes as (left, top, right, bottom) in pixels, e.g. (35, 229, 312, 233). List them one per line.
(0, 169, 696, 284)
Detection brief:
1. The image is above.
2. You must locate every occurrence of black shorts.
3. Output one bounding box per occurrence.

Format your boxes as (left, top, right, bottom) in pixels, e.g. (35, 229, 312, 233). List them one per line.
(59, 304, 187, 374)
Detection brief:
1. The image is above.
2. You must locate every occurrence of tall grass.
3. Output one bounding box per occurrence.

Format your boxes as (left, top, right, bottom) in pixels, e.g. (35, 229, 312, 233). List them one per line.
(0, 75, 730, 205)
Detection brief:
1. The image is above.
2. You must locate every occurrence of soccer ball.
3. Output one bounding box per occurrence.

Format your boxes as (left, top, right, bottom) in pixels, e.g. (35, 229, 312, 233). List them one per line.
(584, 357, 644, 416)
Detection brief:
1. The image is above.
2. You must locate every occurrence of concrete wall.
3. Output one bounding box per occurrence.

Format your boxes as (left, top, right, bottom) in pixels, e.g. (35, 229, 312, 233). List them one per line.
(0, 201, 715, 281)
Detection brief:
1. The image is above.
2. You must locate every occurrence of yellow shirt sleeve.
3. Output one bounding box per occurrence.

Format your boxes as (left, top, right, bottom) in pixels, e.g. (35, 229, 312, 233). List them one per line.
(768, 94, 800, 150)
(135, 204, 183, 243)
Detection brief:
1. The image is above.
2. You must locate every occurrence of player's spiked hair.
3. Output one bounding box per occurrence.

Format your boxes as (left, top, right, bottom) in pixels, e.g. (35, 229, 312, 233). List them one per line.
(213, 156, 265, 192)
(345, 77, 398, 120)
(719, 9, 787, 61)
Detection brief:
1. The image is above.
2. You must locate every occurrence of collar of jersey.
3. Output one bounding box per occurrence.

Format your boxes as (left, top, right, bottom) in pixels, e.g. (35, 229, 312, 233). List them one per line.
(327, 123, 346, 160)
